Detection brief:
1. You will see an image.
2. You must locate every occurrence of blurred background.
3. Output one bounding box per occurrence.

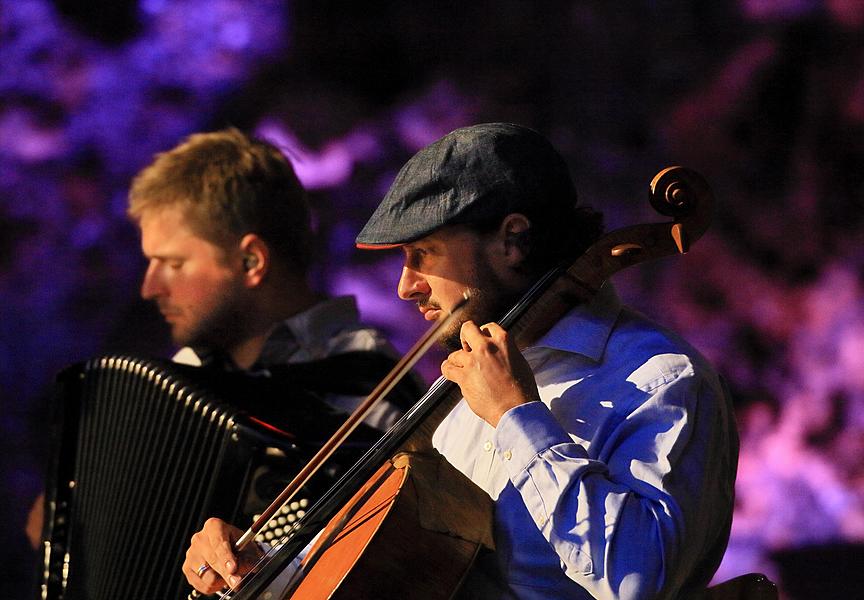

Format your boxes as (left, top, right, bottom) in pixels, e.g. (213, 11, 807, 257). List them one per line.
(1, 0, 863, 597)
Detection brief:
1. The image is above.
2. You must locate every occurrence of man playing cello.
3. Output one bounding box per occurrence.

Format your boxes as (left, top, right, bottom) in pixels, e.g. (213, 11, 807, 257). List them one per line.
(184, 123, 738, 600)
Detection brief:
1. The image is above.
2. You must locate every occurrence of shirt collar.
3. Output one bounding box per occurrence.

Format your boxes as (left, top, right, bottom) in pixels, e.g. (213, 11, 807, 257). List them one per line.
(257, 295, 360, 365)
(179, 296, 361, 371)
(530, 282, 621, 362)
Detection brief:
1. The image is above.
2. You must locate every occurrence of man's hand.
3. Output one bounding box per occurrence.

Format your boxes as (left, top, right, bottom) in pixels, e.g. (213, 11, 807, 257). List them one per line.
(183, 518, 263, 595)
(441, 321, 540, 427)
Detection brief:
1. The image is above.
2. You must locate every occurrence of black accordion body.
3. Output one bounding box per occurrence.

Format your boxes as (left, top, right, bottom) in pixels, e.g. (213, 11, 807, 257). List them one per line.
(38, 354, 390, 600)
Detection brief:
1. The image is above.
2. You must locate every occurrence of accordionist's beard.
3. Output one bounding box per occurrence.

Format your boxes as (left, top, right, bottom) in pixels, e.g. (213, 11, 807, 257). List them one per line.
(168, 283, 249, 358)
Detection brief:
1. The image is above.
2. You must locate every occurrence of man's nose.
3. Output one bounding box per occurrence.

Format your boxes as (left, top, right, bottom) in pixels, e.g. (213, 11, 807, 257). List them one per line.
(397, 266, 429, 301)
(140, 262, 164, 300)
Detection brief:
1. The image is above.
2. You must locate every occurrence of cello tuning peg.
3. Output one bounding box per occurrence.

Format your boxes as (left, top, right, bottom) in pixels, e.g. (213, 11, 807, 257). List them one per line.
(671, 223, 688, 253)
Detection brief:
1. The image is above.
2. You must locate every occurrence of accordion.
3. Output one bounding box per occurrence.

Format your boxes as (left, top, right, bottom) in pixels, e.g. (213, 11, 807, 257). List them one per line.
(38, 354, 381, 600)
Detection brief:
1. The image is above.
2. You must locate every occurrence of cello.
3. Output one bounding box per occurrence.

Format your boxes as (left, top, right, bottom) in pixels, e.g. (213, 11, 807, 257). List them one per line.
(217, 166, 715, 599)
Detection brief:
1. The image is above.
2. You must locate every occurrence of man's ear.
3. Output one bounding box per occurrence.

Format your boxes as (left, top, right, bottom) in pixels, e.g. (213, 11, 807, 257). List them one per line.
(238, 233, 269, 287)
(498, 213, 531, 268)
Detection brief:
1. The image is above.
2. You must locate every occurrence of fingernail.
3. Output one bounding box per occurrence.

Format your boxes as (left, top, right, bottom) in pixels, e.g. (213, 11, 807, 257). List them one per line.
(229, 575, 239, 587)
(225, 560, 235, 571)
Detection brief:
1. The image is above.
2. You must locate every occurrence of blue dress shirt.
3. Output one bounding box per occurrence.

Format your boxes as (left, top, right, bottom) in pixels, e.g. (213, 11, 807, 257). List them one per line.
(433, 284, 738, 600)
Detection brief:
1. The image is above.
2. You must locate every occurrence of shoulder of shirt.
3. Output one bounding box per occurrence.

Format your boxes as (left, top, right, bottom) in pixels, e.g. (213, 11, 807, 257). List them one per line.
(610, 307, 721, 393)
(530, 283, 622, 361)
(283, 295, 398, 359)
(533, 284, 715, 385)
(324, 325, 396, 356)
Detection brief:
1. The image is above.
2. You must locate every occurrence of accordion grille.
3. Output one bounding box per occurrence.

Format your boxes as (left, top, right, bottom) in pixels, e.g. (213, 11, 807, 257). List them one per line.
(45, 356, 280, 600)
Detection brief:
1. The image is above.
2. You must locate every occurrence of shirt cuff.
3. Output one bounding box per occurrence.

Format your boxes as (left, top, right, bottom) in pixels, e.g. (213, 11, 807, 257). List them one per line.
(494, 400, 576, 475)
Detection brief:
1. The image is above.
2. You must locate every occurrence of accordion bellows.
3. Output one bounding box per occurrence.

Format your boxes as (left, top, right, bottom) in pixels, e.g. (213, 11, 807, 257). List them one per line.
(39, 355, 353, 600)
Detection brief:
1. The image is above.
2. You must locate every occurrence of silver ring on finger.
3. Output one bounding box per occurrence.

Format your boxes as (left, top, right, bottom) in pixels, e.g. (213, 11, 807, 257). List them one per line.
(196, 563, 210, 578)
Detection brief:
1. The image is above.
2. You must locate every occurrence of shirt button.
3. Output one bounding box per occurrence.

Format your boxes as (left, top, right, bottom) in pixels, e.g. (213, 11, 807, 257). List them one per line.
(503, 449, 513, 461)
(483, 440, 493, 452)
(535, 514, 547, 526)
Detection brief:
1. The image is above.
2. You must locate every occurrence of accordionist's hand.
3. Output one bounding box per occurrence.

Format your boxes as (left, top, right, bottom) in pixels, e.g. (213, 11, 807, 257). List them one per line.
(183, 517, 264, 595)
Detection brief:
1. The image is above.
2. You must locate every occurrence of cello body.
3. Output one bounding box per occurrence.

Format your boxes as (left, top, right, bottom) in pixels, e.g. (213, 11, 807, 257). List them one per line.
(288, 452, 493, 600)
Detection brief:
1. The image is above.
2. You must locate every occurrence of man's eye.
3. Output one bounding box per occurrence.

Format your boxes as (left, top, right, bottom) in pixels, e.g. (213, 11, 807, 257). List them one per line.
(407, 250, 426, 268)
(168, 261, 183, 270)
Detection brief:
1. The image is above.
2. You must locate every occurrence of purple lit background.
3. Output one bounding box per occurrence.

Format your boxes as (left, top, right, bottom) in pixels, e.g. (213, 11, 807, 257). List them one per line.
(2, 1, 863, 597)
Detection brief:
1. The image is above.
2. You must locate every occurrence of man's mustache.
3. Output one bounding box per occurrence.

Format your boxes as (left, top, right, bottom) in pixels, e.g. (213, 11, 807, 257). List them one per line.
(417, 297, 442, 311)
(156, 301, 181, 317)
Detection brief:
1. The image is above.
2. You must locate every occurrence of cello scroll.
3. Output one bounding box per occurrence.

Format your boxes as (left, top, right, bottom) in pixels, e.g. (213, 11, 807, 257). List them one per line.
(512, 165, 714, 347)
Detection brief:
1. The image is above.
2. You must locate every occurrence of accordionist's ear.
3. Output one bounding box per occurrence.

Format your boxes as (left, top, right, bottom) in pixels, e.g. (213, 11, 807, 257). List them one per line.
(238, 233, 269, 286)
(243, 254, 259, 271)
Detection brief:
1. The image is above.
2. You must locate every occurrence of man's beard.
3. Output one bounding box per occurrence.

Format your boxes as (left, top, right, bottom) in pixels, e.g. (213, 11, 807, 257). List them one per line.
(437, 273, 523, 353)
(170, 287, 247, 356)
